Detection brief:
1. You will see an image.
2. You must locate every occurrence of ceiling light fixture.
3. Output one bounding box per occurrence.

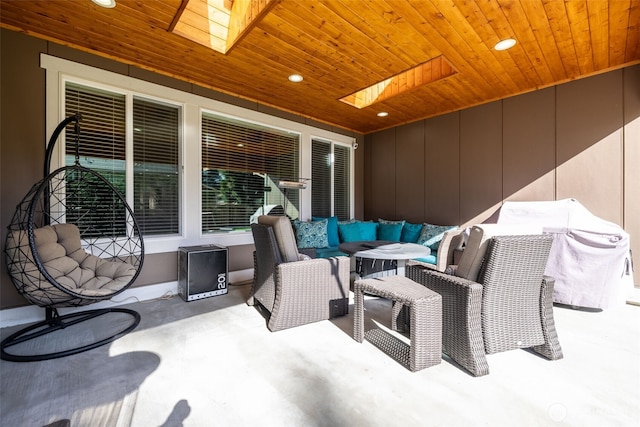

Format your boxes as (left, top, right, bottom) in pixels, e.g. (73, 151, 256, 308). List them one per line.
(494, 38, 516, 51)
(91, 0, 116, 8)
(288, 74, 303, 83)
(377, 112, 388, 117)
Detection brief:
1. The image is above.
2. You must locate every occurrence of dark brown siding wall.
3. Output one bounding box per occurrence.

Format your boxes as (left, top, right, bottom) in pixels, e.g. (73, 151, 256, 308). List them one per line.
(0, 29, 359, 310)
(364, 65, 640, 284)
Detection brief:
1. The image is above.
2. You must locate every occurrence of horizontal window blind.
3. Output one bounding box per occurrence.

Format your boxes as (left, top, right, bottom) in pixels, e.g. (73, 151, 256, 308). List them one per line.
(333, 144, 351, 221)
(202, 113, 299, 231)
(133, 97, 180, 236)
(311, 139, 331, 218)
(65, 83, 127, 237)
(311, 139, 351, 221)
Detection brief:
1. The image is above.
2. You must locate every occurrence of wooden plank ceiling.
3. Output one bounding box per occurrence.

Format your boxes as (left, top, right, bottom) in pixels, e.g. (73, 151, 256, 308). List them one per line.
(1, 0, 639, 134)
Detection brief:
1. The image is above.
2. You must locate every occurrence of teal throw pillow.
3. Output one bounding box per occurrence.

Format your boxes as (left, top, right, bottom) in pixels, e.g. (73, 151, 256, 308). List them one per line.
(377, 222, 403, 241)
(312, 215, 339, 247)
(357, 221, 378, 241)
(417, 224, 458, 250)
(294, 219, 329, 249)
(338, 221, 378, 242)
(338, 222, 361, 242)
(401, 222, 423, 243)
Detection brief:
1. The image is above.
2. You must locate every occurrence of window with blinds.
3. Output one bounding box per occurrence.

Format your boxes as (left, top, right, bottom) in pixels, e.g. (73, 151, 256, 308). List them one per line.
(333, 144, 351, 220)
(64, 82, 180, 237)
(311, 140, 331, 218)
(311, 139, 351, 221)
(133, 97, 180, 235)
(202, 113, 299, 232)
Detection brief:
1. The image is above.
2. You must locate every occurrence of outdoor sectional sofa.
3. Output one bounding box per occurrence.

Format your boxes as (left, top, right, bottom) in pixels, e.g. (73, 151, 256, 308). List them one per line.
(292, 216, 463, 271)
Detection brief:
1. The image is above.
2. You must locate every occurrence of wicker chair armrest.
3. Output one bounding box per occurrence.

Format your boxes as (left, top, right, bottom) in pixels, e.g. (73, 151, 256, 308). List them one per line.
(406, 264, 489, 376)
(533, 275, 563, 360)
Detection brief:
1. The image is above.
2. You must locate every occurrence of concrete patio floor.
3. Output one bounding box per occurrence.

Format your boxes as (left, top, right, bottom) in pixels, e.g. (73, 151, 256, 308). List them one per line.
(1, 283, 639, 427)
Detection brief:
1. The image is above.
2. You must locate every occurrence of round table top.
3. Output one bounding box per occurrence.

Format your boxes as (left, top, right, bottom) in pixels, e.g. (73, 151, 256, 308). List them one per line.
(338, 241, 431, 260)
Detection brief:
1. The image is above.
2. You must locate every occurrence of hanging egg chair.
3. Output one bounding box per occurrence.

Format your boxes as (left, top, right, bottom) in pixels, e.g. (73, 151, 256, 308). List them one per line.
(2, 114, 144, 362)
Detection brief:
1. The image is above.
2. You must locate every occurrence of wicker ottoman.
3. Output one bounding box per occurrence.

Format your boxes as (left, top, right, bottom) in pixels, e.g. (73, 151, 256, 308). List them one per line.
(354, 276, 442, 372)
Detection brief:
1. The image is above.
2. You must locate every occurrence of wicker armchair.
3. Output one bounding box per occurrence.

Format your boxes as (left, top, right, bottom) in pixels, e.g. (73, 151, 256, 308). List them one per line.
(408, 228, 465, 272)
(406, 224, 563, 376)
(249, 215, 350, 332)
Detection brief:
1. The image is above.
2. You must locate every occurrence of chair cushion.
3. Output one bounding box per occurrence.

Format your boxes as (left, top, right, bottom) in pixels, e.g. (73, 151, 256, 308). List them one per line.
(413, 254, 437, 265)
(455, 224, 543, 282)
(293, 219, 329, 249)
(33, 224, 136, 292)
(417, 224, 458, 250)
(258, 215, 300, 262)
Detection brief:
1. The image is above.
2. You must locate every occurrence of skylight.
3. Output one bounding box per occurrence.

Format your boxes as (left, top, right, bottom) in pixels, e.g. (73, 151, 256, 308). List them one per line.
(340, 56, 457, 109)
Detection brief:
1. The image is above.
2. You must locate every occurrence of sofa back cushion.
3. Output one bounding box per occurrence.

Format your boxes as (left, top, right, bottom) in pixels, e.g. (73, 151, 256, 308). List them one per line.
(455, 224, 543, 282)
(338, 220, 378, 242)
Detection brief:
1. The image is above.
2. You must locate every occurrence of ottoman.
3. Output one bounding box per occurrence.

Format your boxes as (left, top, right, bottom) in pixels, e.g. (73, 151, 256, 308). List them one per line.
(353, 276, 442, 372)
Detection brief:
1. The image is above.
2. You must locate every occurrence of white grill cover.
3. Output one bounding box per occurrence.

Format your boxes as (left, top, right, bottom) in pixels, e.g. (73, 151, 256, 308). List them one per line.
(497, 199, 633, 309)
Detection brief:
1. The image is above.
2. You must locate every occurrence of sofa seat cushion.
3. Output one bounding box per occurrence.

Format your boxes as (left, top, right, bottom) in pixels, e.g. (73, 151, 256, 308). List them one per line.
(413, 254, 437, 265)
(314, 247, 348, 258)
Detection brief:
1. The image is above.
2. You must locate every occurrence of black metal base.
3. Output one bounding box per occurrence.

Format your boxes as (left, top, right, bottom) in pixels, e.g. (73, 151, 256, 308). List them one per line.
(0, 307, 140, 362)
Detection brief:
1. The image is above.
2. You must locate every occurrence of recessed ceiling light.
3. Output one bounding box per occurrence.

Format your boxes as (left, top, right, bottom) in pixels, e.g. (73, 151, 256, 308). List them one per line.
(494, 38, 516, 51)
(288, 74, 303, 83)
(377, 112, 388, 117)
(92, 0, 116, 8)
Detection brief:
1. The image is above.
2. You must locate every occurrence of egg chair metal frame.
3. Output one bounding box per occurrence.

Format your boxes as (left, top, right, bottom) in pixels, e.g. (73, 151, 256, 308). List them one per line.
(2, 114, 144, 362)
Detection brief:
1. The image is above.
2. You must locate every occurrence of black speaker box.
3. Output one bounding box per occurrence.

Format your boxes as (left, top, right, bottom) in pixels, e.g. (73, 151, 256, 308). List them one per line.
(178, 244, 228, 301)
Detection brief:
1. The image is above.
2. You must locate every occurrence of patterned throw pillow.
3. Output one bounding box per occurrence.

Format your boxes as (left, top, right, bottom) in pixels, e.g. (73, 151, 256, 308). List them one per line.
(378, 218, 406, 226)
(312, 215, 339, 247)
(294, 219, 329, 249)
(417, 224, 458, 250)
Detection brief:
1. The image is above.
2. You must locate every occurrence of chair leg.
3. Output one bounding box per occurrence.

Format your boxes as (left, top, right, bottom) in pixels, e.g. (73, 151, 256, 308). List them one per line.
(354, 286, 365, 343)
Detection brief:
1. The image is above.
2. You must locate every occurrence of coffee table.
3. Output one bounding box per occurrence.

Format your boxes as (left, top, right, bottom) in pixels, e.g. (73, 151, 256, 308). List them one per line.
(339, 241, 431, 278)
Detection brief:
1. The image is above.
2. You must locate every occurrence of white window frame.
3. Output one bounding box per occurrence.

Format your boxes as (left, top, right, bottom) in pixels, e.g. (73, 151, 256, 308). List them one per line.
(42, 54, 355, 254)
